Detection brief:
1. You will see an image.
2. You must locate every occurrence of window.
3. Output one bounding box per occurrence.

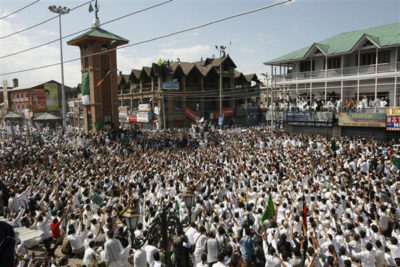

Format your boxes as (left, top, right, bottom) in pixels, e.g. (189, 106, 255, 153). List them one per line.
(360, 52, 376, 65)
(324, 57, 341, 69)
(299, 60, 315, 72)
(378, 51, 390, 64)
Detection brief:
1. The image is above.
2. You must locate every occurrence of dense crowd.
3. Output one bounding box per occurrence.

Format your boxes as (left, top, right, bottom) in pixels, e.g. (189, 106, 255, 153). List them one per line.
(1, 123, 400, 267)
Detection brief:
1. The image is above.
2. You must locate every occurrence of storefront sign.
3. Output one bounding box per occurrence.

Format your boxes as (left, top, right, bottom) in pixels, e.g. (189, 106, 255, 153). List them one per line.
(128, 115, 137, 123)
(386, 116, 400, 131)
(137, 112, 152, 122)
(387, 108, 400, 116)
(162, 81, 179, 90)
(338, 113, 386, 127)
(288, 121, 333, 127)
(138, 104, 151, 112)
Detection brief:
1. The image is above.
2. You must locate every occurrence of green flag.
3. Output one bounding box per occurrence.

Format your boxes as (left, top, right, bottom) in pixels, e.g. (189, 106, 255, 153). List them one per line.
(81, 72, 90, 105)
(393, 158, 400, 169)
(157, 58, 162, 66)
(208, 121, 212, 127)
(91, 192, 103, 207)
(261, 195, 275, 224)
(89, 3, 94, 12)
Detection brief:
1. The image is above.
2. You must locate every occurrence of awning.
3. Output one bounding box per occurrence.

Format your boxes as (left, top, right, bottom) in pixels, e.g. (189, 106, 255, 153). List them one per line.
(33, 112, 61, 121)
(4, 112, 23, 119)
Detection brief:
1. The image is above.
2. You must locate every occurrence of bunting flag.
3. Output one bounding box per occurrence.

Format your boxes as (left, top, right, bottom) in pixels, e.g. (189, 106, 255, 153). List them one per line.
(208, 121, 212, 128)
(96, 70, 111, 87)
(157, 58, 163, 66)
(260, 195, 275, 224)
(89, 2, 94, 12)
(81, 72, 90, 105)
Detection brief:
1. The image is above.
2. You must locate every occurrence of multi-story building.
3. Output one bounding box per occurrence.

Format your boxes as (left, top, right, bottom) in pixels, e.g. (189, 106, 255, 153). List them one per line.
(4, 80, 72, 123)
(264, 23, 400, 139)
(117, 55, 260, 129)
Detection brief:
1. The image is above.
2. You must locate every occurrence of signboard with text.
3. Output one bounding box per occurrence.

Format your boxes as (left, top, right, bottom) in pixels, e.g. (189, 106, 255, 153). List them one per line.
(338, 113, 386, 127)
(162, 81, 179, 90)
(386, 114, 400, 131)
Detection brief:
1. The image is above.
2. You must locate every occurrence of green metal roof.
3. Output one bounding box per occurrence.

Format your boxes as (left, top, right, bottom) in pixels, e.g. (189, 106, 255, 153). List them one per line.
(265, 22, 400, 64)
(67, 27, 129, 44)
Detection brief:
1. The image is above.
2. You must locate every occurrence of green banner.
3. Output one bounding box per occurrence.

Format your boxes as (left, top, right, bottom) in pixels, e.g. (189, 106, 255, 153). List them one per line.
(338, 113, 386, 127)
(44, 83, 59, 111)
(91, 192, 104, 207)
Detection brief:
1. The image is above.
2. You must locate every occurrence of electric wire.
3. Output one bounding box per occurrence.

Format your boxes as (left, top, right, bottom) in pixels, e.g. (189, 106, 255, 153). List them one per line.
(0, 0, 41, 20)
(0, 0, 95, 39)
(0, 0, 290, 76)
(0, 0, 173, 59)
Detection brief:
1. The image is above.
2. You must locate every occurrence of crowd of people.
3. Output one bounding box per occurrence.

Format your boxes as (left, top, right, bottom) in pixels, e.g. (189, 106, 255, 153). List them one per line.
(271, 93, 389, 113)
(1, 123, 400, 267)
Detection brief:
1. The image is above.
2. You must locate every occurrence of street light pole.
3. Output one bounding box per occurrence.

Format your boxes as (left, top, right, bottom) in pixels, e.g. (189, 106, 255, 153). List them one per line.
(215, 45, 226, 126)
(49, 5, 70, 127)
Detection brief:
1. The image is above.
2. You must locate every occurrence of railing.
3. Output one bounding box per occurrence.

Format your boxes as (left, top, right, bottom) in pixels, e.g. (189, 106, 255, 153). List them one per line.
(275, 62, 399, 82)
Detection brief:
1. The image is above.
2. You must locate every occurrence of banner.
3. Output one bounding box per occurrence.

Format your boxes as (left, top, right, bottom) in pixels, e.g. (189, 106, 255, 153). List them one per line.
(128, 115, 137, 123)
(285, 112, 313, 121)
(44, 83, 59, 111)
(184, 105, 200, 121)
(314, 112, 333, 122)
(338, 113, 386, 127)
(32, 89, 47, 112)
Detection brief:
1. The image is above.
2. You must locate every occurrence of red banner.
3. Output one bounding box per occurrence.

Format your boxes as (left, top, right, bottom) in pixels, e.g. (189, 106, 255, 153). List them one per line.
(128, 115, 137, 122)
(184, 106, 200, 121)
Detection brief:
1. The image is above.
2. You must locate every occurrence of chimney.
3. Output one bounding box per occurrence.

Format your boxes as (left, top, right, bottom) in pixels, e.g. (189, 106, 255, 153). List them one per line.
(12, 78, 18, 88)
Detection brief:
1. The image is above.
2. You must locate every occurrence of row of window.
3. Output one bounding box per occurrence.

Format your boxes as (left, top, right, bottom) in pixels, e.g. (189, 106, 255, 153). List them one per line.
(298, 51, 393, 72)
(13, 93, 29, 102)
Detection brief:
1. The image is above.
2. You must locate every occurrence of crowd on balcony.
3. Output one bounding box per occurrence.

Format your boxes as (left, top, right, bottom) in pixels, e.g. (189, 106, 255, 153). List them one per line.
(270, 93, 389, 113)
(1, 124, 400, 267)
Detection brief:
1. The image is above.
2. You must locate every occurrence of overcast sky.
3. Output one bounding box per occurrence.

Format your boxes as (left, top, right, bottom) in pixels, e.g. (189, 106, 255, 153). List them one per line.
(0, 0, 399, 88)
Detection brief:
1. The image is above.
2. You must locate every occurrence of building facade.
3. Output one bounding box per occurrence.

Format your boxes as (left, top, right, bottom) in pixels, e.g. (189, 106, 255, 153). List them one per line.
(117, 55, 260, 129)
(264, 23, 400, 140)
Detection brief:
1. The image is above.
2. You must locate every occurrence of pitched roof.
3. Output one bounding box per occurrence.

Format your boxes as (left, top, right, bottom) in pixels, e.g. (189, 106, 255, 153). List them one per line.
(244, 74, 258, 82)
(8, 80, 72, 92)
(131, 69, 142, 80)
(265, 22, 400, 64)
(67, 27, 129, 46)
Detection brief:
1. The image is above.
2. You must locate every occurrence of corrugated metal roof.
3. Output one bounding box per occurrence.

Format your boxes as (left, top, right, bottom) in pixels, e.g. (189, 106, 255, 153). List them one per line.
(265, 22, 400, 64)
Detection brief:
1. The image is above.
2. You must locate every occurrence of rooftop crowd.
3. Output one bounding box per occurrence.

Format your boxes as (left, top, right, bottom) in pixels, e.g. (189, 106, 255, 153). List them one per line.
(271, 93, 389, 113)
(1, 123, 400, 267)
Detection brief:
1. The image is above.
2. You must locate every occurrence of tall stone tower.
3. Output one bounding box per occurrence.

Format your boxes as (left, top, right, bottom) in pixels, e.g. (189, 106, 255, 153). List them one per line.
(67, 25, 128, 133)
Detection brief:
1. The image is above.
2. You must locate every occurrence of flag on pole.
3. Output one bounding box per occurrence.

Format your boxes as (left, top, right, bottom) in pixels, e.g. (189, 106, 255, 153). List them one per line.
(260, 195, 275, 224)
(88, 2, 94, 12)
(96, 70, 111, 87)
(157, 58, 163, 66)
(81, 72, 90, 105)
